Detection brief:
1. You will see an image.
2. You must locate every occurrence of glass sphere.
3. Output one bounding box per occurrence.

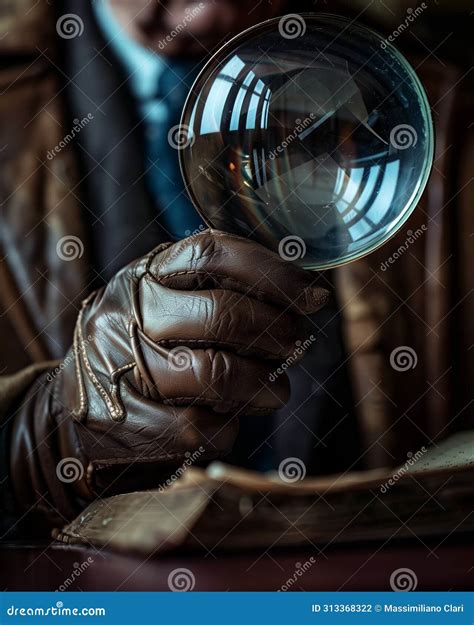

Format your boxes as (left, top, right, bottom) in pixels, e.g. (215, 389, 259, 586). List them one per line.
(179, 13, 434, 270)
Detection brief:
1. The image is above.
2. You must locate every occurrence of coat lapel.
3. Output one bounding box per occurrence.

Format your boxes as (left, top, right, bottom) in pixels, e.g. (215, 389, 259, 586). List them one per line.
(61, 0, 166, 283)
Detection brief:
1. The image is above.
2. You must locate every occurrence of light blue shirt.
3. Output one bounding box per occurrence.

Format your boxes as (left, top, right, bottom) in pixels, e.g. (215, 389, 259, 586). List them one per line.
(93, 0, 203, 239)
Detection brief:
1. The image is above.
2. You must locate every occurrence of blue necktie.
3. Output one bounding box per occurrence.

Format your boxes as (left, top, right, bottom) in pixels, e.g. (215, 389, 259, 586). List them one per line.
(142, 63, 203, 240)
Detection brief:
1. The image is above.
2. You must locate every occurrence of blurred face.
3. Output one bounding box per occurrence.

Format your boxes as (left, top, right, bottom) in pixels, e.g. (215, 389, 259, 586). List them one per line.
(107, 0, 286, 57)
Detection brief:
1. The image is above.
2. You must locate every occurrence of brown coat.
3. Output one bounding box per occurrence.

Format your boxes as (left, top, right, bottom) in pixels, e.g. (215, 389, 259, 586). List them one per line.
(0, 0, 472, 469)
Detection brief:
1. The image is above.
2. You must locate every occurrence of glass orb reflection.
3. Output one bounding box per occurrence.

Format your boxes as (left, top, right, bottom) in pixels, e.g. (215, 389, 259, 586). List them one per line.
(179, 13, 434, 270)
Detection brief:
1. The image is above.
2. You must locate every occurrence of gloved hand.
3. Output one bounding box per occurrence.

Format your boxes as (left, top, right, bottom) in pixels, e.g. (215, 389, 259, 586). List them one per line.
(10, 231, 329, 526)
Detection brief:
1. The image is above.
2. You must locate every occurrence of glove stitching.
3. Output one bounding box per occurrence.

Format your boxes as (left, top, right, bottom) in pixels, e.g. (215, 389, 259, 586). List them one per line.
(75, 312, 128, 422)
(109, 361, 136, 421)
(70, 290, 102, 421)
(72, 313, 88, 421)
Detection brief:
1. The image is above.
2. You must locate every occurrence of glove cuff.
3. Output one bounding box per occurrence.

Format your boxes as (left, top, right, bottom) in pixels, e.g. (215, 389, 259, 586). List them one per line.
(10, 370, 94, 529)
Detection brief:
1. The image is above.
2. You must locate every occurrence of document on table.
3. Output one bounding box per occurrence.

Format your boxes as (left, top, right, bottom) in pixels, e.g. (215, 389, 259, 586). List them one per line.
(53, 431, 474, 554)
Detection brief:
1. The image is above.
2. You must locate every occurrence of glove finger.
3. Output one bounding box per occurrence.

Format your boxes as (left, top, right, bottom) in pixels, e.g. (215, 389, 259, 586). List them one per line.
(148, 229, 329, 314)
(80, 393, 239, 465)
(140, 281, 306, 360)
(135, 336, 290, 414)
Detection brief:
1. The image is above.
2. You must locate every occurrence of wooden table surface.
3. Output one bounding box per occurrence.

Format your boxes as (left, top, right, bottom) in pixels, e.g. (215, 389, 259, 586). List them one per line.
(1, 534, 473, 591)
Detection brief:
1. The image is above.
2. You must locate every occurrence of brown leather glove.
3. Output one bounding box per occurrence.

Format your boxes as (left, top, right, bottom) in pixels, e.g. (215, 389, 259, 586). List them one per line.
(10, 231, 329, 527)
